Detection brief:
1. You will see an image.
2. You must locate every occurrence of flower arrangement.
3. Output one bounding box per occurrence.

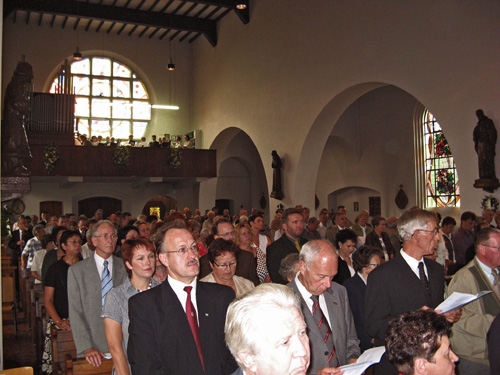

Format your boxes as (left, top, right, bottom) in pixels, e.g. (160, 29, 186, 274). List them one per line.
(43, 144, 60, 174)
(481, 195, 499, 212)
(168, 148, 182, 169)
(113, 146, 130, 169)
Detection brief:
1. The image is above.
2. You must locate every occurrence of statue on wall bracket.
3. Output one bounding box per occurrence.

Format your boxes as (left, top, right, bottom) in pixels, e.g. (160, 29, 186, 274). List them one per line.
(473, 109, 499, 193)
(1, 61, 33, 177)
(270, 150, 284, 200)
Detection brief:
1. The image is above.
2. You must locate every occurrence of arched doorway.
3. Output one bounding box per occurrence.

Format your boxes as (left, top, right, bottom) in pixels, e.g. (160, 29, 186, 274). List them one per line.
(142, 196, 178, 220)
(199, 127, 268, 217)
(78, 197, 122, 219)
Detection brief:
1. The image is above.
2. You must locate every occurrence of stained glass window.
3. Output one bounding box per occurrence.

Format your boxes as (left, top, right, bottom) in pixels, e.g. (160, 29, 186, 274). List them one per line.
(423, 110, 460, 207)
(50, 57, 150, 139)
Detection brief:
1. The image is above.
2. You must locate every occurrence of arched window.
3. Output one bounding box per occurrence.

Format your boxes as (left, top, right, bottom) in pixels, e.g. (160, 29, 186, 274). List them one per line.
(420, 110, 460, 207)
(49, 57, 150, 139)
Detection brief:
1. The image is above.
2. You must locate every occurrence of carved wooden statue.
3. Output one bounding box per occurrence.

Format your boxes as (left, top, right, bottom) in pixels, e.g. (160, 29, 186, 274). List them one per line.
(270, 150, 284, 200)
(473, 109, 499, 192)
(2, 62, 33, 176)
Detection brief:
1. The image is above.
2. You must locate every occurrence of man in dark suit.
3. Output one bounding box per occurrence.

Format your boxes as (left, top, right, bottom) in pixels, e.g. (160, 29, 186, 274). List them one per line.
(128, 221, 238, 375)
(288, 240, 360, 374)
(199, 218, 259, 285)
(267, 208, 308, 284)
(365, 209, 462, 375)
(8, 216, 33, 266)
(68, 220, 127, 366)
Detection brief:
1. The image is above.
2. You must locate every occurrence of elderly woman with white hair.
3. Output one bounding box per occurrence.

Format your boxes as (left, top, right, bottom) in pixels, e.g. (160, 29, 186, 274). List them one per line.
(225, 284, 310, 375)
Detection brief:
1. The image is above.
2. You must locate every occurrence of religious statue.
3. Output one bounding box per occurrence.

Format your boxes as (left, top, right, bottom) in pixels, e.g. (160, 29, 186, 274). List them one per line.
(473, 109, 499, 192)
(1, 62, 33, 176)
(270, 150, 284, 200)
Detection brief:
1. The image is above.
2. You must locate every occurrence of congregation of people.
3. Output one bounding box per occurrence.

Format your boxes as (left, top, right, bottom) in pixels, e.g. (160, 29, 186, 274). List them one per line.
(74, 133, 194, 149)
(7, 203, 500, 375)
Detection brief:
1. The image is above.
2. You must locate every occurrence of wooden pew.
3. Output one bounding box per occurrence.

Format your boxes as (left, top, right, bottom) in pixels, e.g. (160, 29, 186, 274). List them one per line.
(50, 325, 77, 375)
(64, 354, 113, 375)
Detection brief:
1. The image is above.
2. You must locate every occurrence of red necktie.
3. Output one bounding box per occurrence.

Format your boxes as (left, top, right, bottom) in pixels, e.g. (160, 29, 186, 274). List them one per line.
(184, 286, 204, 370)
(311, 295, 337, 366)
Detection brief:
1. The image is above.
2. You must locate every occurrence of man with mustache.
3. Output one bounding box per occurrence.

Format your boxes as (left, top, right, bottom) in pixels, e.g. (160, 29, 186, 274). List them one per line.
(128, 221, 238, 375)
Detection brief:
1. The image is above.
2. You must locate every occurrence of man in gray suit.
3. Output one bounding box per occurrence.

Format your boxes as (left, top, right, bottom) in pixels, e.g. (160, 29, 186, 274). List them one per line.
(68, 220, 127, 366)
(288, 240, 360, 375)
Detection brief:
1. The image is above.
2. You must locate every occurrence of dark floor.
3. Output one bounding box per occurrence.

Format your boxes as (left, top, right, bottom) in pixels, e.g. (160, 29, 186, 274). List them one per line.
(3, 320, 38, 374)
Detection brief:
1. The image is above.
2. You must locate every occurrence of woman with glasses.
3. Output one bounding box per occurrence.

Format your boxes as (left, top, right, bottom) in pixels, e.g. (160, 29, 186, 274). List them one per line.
(103, 238, 159, 375)
(42, 230, 82, 373)
(200, 238, 255, 297)
(343, 245, 384, 353)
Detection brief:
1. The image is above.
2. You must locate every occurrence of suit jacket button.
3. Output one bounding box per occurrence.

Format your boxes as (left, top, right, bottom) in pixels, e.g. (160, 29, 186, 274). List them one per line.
(324, 351, 329, 356)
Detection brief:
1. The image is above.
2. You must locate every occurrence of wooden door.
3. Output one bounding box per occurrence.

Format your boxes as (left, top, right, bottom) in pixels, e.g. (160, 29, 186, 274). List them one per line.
(39, 201, 63, 217)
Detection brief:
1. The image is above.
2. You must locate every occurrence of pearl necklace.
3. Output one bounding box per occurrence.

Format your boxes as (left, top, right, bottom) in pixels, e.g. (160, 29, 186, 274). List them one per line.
(134, 278, 152, 293)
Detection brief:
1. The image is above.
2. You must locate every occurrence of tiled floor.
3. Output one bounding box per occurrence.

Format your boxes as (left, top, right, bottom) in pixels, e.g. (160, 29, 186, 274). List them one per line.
(3, 321, 38, 374)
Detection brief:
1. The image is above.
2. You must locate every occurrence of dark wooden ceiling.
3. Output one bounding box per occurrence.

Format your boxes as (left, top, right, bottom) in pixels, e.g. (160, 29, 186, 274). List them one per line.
(4, 0, 249, 47)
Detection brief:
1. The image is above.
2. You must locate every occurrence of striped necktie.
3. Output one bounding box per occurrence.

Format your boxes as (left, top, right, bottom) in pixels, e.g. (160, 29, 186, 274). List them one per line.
(310, 295, 337, 366)
(101, 260, 113, 307)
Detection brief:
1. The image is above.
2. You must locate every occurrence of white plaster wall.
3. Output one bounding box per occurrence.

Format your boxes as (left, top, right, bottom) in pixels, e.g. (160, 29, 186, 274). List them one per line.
(316, 86, 418, 218)
(21, 180, 199, 217)
(192, 0, 500, 213)
(2, 19, 193, 137)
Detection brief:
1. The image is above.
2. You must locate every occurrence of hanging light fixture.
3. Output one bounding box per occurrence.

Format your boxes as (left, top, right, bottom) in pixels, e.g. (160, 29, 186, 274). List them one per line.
(167, 57, 175, 71)
(236, 3, 247, 9)
(73, 46, 83, 61)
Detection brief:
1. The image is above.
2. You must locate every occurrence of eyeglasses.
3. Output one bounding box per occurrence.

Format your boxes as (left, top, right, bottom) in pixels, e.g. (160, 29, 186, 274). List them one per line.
(213, 261, 237, 269)
(67, 240, 82, 245)
(367, 263, 380, 268)
(164, 244, 199, 256)
(414, 228, 439, 236)
(219, 230, 236, 238)
(95, 233, 117, 240)
(483, 244, 500, 252)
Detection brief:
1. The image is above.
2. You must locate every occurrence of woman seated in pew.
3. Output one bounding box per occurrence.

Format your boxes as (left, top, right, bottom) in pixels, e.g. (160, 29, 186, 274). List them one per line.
(42, 230, 82, 374)
(103, 238, 159, 375)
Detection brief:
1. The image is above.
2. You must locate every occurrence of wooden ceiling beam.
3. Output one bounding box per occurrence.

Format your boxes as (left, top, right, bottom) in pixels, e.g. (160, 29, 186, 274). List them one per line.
(5, 0, 218, 46)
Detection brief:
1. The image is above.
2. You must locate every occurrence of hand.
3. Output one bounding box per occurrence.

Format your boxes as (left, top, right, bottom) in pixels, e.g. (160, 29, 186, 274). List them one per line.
(439, 308, 463, 323)
(317, 367, 344, 375)
(83, 348, 104, 367)
(16, 240, 24, 246)
(348, 358, 357, 364)
(58, 319, 71, 331)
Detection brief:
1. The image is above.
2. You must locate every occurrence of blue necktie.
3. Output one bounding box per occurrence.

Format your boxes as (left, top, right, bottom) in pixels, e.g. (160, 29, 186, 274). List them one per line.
(101, 260, 112, 307)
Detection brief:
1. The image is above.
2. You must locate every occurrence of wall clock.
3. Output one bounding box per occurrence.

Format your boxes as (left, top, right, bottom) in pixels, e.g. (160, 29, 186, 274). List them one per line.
(12, 199, 25, 214)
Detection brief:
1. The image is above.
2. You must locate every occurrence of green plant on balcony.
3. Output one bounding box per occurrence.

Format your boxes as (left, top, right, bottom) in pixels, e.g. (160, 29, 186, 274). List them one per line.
(43, 144, 60, 174)
(113, 146, 130, 169)
(168, 148, 182, 169)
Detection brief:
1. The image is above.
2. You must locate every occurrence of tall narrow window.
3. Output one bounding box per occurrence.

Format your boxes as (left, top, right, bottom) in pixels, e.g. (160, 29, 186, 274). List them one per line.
(422, 110, 460, 207)
(49, 57, 150, 139)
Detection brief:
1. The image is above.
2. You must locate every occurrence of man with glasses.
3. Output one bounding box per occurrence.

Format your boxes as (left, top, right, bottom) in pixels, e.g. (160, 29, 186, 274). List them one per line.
(128, 221, 238, 375)
(68, 220, 127, 367)
(365, 209, 462, 375)
(452, 211, 477, 267)
(199, 218, 259, 286)
(447, 227, 500, 375)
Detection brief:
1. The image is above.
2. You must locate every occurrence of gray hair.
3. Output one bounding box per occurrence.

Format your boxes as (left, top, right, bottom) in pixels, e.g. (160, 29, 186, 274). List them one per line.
(279, 253, 300, 282)
(32, 224, 45, 236)
(91, 220, 117, 237)
(299, 240, 336, 269)
(225, 284, 302, 370)
(397, 210, 437, 242)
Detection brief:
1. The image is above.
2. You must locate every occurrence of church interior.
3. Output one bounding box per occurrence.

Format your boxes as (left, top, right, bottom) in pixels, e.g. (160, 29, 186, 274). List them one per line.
(1, 0, 500, 372)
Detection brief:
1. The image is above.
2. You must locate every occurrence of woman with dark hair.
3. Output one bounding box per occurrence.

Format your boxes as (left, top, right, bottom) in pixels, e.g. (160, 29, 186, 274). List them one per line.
(42, 230, 82, 373)
(114, 225, 140, 258)
(365, 215, 395, 261)
(200, 238, 255, 297)
(332, 229, 358, 285)
(343, 245, 384, 353)
(41, 226, 68, 286)
(103, 238, 159, 375)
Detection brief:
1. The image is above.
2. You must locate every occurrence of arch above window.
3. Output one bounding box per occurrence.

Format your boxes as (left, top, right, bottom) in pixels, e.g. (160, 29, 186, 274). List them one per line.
(49, 56, 150, 140)
(416, 109, 460, 208)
